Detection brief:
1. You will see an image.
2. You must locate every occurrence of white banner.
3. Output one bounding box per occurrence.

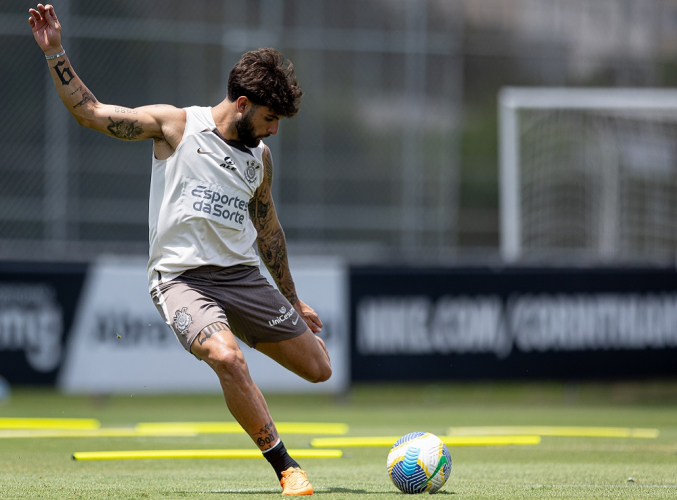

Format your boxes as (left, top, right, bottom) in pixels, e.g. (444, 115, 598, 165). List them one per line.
(58, 256, 348, 394)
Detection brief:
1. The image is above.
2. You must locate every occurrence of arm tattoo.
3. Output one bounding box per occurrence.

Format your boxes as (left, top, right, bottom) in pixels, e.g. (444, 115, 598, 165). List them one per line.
(107, 116, 143, 140)
(114, 106, 138, 115)
(264, 148, 273, 187)
(248, 199, 255, 220)
(73, 92, 97, 109)
(252, 148, 297, 304)
(52, 60, 74, 85)
(259, 226, 297, 304)
(248, 198, 270, 229)
(254, 421, 278, 449)
(285, 291, 298, 306)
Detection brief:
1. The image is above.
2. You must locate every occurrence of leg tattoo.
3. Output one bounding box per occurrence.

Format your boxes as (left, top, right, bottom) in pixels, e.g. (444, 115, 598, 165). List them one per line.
(255, 421, 279, 449)
(196, 322, 229, 346)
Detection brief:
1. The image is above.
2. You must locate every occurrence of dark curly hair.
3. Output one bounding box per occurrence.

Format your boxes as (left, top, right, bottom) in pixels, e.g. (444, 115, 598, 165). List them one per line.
(227, 48, 302, 117)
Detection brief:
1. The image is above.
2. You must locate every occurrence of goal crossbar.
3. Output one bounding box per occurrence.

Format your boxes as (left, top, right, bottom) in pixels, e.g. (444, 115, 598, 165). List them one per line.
(500, 87, 677, 111)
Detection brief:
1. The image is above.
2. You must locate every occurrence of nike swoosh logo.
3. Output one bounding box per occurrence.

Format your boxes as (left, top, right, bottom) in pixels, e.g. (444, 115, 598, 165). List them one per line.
(292, 315, 300, 326)
(423, 455, 449, 485)
(197, 148, 213, 155)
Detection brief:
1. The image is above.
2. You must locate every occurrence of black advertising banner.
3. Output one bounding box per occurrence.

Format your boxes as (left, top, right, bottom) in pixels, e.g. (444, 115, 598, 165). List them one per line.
(0, 262, 87, 385)
(350, 267, 677, 381)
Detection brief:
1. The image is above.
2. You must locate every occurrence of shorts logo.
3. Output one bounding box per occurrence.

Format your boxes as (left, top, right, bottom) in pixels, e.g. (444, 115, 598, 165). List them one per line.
(268, 305, 297, 327)
(173, 307, 193, 334)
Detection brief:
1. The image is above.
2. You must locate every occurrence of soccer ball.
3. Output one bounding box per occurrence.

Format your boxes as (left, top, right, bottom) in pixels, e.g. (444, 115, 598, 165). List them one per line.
(386, 432, 452, 494)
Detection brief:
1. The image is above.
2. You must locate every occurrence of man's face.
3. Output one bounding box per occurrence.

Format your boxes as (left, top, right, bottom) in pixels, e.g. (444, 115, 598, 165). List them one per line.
(235, 104, 281, 148)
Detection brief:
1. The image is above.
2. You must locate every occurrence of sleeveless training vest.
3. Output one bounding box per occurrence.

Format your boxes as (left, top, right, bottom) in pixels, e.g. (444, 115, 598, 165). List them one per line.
(147, 106, 265, 290)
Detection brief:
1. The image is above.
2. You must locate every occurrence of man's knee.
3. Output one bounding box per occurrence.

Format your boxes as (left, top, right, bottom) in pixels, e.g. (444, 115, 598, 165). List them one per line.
(207, 346, 249, 382)
(308, 359, 332, 383)
(316, 364, 332, 383)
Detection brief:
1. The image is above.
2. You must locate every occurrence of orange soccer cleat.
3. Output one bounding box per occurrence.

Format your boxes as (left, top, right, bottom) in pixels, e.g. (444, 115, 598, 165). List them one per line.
(280, 467, 314, 496)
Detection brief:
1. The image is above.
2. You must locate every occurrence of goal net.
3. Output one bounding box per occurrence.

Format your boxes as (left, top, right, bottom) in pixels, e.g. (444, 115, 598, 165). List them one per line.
(499, 88, 677, 264)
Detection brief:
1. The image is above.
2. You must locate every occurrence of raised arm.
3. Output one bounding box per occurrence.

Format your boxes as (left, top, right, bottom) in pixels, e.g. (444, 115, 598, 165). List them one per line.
(249, 146, 322, 333)
(29, 4, 184, 152)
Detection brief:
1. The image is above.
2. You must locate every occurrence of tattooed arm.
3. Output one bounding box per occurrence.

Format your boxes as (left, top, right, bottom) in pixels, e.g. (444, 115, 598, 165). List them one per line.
(29, 4, 183, 155)
(248, 146, 296, 302)
(248, 146, 323, 334)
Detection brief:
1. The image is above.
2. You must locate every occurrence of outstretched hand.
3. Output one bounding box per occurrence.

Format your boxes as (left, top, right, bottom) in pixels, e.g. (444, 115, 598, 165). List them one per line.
(28, 3, 62, 54)
(293, 298, 323, 334)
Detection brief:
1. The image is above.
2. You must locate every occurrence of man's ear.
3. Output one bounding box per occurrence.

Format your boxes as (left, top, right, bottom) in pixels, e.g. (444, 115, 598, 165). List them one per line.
(236, 96, 250, 114)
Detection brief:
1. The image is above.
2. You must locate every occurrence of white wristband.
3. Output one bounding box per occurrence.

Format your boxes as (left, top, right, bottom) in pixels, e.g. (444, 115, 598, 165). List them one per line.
(45, 48, 65, 60)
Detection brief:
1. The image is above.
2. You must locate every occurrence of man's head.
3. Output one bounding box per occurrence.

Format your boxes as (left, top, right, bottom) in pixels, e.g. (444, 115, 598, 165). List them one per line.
(232, 104, 266, 148)
(227, 48, 302, 119)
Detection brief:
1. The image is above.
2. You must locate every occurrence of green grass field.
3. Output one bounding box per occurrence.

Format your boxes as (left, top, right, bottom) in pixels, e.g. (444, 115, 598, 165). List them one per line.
(1, 381, 676, 499)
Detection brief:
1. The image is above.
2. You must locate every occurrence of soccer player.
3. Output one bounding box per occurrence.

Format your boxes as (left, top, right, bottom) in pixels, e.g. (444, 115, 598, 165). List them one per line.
(29, 4, 331, 496)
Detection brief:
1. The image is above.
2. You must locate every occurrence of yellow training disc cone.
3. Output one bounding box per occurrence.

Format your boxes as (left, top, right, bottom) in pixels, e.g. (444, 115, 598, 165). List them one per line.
(310, 435, 541, 447)
(72, 448, 343, 461)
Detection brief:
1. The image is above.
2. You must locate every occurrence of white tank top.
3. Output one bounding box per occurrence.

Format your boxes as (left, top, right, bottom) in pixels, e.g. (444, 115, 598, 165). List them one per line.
(147, 106, 264, 290)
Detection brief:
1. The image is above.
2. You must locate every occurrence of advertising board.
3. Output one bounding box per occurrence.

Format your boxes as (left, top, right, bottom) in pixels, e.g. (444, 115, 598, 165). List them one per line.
(351, 267, 677, 380)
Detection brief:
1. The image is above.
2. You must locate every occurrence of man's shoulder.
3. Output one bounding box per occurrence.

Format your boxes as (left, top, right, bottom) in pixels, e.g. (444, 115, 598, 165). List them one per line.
(182, 106, 215, 135)
(184, 105, 213, 121)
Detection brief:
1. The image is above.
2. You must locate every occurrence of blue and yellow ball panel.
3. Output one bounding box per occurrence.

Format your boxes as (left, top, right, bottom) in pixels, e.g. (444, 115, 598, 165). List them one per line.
(387, 432, 452, 494)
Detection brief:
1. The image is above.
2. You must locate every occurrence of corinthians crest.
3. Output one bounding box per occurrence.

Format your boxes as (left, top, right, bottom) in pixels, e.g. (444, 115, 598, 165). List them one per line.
(245, 159, 260, 184)
(173, 307, 192, 334)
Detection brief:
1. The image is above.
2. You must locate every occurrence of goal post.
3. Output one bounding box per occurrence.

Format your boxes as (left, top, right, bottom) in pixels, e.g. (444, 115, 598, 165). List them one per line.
(499, 87, 677, 264)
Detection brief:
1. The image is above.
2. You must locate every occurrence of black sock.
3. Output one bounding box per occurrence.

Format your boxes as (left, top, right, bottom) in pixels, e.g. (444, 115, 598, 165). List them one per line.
(262, 440, 300, 480)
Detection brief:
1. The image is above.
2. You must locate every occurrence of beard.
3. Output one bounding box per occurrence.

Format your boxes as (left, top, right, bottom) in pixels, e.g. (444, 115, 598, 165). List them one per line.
(235, 108, 262, 148)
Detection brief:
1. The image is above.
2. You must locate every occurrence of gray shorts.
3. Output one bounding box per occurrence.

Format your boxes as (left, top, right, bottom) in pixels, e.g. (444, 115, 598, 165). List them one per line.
(151, 264, 307, 352)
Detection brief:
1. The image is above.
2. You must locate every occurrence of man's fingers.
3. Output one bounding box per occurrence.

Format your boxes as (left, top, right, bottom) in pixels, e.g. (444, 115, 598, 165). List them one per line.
(45, 5, 57, 27)
(28, 8, 44, 32)
(308, 311, 322, 331)
(28, 8, 41, 23)
(49, 7, 59, 25)
(309, 316, 322, 333)
(302, 315, 320, 333)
